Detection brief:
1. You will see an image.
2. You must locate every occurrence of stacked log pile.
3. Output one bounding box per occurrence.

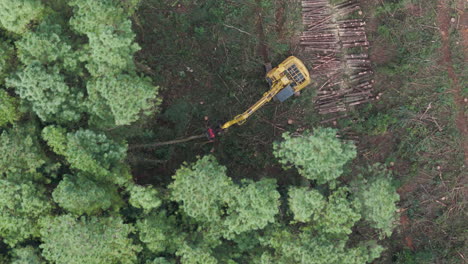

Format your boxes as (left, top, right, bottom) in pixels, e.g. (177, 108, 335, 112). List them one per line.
(301, 0, 375, 116)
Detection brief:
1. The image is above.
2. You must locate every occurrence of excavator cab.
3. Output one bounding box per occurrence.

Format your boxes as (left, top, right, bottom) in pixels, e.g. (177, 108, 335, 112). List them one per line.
(265, 56, 311, 102)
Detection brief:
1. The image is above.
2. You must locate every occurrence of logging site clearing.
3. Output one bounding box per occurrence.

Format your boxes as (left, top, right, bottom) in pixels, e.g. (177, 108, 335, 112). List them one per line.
(0, 0, 466, 263)
(132, 0, 467, 262)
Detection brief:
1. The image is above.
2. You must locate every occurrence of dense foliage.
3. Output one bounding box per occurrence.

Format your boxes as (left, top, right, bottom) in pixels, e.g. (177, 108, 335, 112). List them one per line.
(0, 180, 52, 247)
(52, 173, 123, 215)
(39, 215, 141, 264)
(273, 128, 357, 186)
(351, 165, 400, 237)
(6, 64, 83, 123)
(0, 0, 403, 263)
(0, 0, 44, 34)
(0, 90, 20, 127)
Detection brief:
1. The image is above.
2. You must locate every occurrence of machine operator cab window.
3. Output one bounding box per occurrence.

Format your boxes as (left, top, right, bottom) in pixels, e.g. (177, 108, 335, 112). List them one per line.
(265, 56, 311, 102)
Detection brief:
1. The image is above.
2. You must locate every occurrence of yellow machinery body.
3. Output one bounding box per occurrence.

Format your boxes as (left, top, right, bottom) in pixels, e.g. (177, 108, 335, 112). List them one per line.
(220, 56, 311, 130)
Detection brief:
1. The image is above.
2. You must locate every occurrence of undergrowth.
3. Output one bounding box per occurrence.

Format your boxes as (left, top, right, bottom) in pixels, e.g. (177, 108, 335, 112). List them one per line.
(349, 0, 466, 263)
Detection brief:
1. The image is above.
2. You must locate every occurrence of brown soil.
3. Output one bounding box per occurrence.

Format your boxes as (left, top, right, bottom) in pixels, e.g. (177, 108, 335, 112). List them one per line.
(461, 3, 468, 57)
(437, 0, 468, 166)
(370, 39, 398, 65)
(405, 3, 424, 17)
(399, 214, 415, 250)
(276, 3, 286, 40)
(360, 132, 395, 162)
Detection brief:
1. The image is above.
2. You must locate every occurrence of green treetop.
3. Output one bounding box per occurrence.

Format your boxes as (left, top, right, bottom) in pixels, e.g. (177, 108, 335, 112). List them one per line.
(0, 0, 44, 34)
(127, 183, 162, 213)
(52, 173, 123, 215)
(84, 23, 140, 77)
(136, 210, 184, 254)
(222, 178, 280, 238)
(0, 41, 15, 84)
(42, 126, 128, 183)
(264, 229, 383, 264)
(314, 187, 361, 238)
(6, 64, 83, 123)
(69, 0, 129, 34)
(0, 124, 48, 176)
(288, 187, 326, 223)
(288, 187, 361, 237)
(0, 89, 21, 127)
(175, 243, 218, 264)
(86, 74, 159, 126)
(273, 128, 356, 185)
(69, 0, 140, 76)
(146, 258, 174, 264)
(10, 246, 45, 264)
(40, 214, 141, 264)
(0, 179, 52, 247)
(169, 155, 234, 222)
(351, 165, 400, 237)
(15, 21, 77, 69)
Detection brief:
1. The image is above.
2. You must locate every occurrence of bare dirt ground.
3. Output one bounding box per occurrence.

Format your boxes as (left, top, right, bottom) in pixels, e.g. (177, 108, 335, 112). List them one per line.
(437, 0, 468, 166)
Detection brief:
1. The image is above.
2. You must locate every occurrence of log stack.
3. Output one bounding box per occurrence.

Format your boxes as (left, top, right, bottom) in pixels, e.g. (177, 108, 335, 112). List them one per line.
(301, 0, 375, 116)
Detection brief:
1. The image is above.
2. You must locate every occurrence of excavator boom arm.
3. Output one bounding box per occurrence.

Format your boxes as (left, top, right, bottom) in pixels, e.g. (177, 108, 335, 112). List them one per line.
(218, 56, 311, 132)
(221, 83, 283, 130)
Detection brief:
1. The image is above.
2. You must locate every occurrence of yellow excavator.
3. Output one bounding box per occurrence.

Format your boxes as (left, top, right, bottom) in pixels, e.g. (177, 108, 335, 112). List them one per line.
(207, 56, 311, 139)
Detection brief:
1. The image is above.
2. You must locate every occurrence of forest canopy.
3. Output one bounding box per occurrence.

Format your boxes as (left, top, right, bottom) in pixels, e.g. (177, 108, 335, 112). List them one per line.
(0, 0, 404, 263)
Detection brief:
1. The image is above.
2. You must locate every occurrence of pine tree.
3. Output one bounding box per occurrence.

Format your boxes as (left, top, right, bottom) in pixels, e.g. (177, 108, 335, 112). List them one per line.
(351, 165, 400, 237)
(52, 173, 123, 215)
(68, 0, 140, 76)
(273, 128, 356, 185)
(146, 258, 174, 264)
(40, 215, 141, 264)
(222, 178, 280, 238)
(264, 229, 383, 264)
(6, 64, 83, 123)
(0, 89, 21, 127)
(175, 244, 218, 264)
(127, 183, 162, 213)
(0, 41, 14, 84)
(86, 74, 159, 126)
(0, 124, 48, 176)
(10, 246, 45, 264)
(0, 179, 52, 246)
(169, 155, 234, 222)
(15, 21, 77, 68)
(42, 126, 129, 183)
(0, 0, 44, 34)
(84, 25, 140, 77)
(136, 210, 183, 254)
(288, 187, 326, 223)
(314, 187, 361, 238)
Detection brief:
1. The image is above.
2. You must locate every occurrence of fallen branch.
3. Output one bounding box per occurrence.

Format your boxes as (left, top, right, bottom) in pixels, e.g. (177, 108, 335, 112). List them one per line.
(223, 23, 253, 36)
